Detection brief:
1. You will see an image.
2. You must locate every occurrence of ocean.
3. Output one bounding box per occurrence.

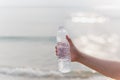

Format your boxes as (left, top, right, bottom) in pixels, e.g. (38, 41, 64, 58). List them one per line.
(0, 36, 113, 80)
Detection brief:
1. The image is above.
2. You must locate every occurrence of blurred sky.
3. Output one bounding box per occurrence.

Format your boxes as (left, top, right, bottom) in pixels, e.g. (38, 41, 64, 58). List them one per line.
(0, 0, 120, 36)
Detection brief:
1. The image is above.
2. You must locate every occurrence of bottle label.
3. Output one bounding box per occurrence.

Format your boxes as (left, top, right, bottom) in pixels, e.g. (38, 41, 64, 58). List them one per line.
(57, 42, 70, 59)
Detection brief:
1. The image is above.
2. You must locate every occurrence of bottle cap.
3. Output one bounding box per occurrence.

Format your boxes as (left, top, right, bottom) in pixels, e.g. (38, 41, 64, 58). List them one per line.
(58, 26, 64, 30)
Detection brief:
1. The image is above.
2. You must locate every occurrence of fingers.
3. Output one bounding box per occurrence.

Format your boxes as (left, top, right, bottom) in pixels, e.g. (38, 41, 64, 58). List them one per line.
(55, 35, 74, 56)
(55, 45, 58, 55)
(66, 35, 74, 46)
(55, 46, 57, 52)
(55, 46, 57, 49)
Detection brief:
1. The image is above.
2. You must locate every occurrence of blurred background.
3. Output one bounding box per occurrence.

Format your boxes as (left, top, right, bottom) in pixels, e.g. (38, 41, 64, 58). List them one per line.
(0, 0, 119, 80)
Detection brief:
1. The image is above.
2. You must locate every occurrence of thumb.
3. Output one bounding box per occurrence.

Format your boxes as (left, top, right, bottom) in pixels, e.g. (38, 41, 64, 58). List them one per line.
(66, 35, 74, 46)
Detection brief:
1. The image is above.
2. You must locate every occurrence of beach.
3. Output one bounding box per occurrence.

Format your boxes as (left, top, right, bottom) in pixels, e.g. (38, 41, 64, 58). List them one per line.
(0, 37, 113, 80)
(0, 0, 119, 80)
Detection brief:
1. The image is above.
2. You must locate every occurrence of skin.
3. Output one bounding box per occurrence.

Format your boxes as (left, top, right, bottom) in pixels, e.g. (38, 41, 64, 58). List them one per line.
(55, 35, 120, 80)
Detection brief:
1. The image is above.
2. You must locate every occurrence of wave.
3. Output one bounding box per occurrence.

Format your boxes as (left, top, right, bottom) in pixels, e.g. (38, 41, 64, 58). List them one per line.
(0, 67, 101, 79)
(0, 67, 63, 78)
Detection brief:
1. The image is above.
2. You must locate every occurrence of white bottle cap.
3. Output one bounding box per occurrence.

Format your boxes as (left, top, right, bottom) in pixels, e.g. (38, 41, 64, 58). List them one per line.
(58, 26, 64, 30)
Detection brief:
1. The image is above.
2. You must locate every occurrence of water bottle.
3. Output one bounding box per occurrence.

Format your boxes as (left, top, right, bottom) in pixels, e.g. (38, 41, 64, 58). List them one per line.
(56, 26, 71, 73)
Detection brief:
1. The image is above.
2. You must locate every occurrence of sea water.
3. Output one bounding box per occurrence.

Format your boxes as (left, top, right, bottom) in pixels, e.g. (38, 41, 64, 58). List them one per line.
(0, 36, 112, 80)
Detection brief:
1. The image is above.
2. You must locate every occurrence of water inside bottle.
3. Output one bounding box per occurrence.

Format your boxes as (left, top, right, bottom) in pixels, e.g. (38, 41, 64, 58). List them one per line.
(58, 59, 71, 73)
(57, 42, 71, 73)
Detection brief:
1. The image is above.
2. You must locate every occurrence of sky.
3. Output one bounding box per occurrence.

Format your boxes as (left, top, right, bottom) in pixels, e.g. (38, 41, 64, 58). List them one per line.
(0, 0, 120, 36)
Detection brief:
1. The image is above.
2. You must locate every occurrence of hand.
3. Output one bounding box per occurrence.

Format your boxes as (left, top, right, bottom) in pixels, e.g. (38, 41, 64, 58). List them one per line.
(55, 35, 81, 62)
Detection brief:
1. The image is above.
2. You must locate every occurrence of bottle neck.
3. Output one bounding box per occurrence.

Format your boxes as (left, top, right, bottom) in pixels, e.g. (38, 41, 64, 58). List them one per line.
(58, 26, 64, 30)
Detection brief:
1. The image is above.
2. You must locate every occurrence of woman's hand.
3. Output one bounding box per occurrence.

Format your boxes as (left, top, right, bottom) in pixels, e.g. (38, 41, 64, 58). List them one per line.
(55, 36, 120, 80)
(55, 35, 81, 62)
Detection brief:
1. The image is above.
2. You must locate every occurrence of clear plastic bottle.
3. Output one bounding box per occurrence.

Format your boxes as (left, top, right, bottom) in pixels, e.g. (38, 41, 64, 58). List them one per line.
(56, 26, 71, 73)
